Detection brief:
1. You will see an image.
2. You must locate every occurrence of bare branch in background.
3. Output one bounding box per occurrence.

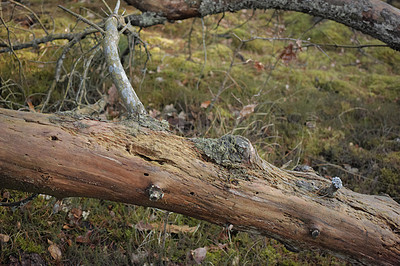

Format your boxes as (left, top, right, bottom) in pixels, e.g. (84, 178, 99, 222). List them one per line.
(124, 0, 400, 51)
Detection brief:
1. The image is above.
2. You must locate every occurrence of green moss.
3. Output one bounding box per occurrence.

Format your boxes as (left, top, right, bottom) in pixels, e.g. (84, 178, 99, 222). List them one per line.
(205, 248, 225, 264)
(16, 235, 44, 254)
(379, 168, 400, 196)
(363, 74, 400, 101)
(260, 244, 281, 263)
(206, 43, 233, 61)
(370, 47, 400, 72)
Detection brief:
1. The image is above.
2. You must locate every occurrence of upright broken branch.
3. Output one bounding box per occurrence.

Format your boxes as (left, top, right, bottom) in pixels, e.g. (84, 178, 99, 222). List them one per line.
(103, 1, 146, 115)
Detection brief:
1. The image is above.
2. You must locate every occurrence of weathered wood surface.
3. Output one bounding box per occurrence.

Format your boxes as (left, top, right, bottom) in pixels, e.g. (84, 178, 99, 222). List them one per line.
(0, 108, 399, 265)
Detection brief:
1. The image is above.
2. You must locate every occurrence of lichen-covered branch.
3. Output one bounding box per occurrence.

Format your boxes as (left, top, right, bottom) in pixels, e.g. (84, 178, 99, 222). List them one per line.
(103, 5, 146, 115)
(0, 108, 399, 265)
(123, 0, 400, 51)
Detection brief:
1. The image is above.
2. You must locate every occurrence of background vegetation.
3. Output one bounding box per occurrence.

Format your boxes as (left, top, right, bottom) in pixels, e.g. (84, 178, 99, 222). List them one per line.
(1, 0, 399, 264)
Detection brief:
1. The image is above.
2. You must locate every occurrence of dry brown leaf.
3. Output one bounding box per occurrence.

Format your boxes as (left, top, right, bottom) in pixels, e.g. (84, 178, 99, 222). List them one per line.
(107, 84, 119, 105)
(48, 244, 62, 261)
(70, 208, 82, 219)
(279, 43, 296, 65)
(296, 39, 303, 51)
(135, 221, 154, 231)
(62, 224, 72, 230)
(150, 223, 197, 234)
(208, 243, 228, 251)
(200, 100, 211, 109)
(239, 104, 257, 118)
(0, 233, 10, 243)
(254, 61, 265, 71)
(27, 100, 36, 112)
(149, 109, 161, 118)
(2, 191, 10, 200)
(76, 235, 90, 243)
(76, 230, 92, 244)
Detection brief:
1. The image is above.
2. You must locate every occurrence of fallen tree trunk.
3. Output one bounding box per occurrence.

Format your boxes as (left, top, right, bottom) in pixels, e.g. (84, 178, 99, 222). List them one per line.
(124, 0, 400, 51)
(0, 108, 399, 265)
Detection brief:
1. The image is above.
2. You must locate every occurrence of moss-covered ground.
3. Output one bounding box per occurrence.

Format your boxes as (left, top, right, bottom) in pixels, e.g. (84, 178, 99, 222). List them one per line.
(1, 0, 399, 265)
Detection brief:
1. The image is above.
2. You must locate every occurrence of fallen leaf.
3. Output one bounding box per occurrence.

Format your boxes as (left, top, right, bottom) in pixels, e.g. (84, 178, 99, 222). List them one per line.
(191, 247, 207, 264)
(200, 100, 211, 109)
(296, 39, 303, 51)
(208, 243, 228, 251)
(279, 43, 296, 65)
(253, 61, 265, 71)
(27, 100, 36, 112)
(2, 191, 10, 200)
(150, 223, 198, 234)
(239, 104, 257, 118)
(76, 235, 89, 243)
(149, 109, 161, 118)
(70, 208, 82, 219)
(0, 233, 10, 243)
(76, 230, 93, 244)
(107, 84, 119, 105)
(48, 244, 62, 261)
(135, 221, 154, 231)
(62, 224, 72, 230)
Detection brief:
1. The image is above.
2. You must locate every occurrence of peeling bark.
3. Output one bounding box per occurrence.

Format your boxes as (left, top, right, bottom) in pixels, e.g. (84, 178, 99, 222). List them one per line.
(124, 0, 400, 51)
(0, 108, 399, 265)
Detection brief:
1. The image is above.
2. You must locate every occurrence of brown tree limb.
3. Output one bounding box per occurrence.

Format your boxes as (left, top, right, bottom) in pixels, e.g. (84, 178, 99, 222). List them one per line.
(124, 0, 400, 51)
(0, 108, 399, 265)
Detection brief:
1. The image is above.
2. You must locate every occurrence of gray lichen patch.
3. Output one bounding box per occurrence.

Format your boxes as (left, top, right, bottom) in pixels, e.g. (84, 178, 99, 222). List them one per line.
(140, 12, 167, 25)
(191, 134, 255, 167)
(121, 114, 169, 133)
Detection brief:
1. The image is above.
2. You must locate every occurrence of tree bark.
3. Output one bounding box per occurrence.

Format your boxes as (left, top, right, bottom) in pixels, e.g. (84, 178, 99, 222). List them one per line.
(124, 0, 400, 51)
(0, 108, 399, 265)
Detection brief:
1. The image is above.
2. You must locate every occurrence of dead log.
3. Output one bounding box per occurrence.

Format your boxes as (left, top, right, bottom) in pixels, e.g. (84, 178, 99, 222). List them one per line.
(0, 107, 399, 265)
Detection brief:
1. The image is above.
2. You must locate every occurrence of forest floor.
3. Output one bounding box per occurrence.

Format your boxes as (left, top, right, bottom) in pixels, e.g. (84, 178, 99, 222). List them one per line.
(0, 0, 399, 265)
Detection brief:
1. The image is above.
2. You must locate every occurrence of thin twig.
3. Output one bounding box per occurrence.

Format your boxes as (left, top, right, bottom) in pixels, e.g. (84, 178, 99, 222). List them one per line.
(9, 0, 49, 35)
(214, 12, 225, 29)
(76, 44, 101, 108)
(0, 15, 26, 87)
(208, 34, 244, 111)
(186, 18, 196, 61)
(42, 30, 95, 112)
(101, 0, 113, 15)
(0, 193, 38, 207)
(58, 5, 105, 34)
(59, 57, 83, 112)
(0, 30, 98, 53)
(160, 211, 170, 265)
(196, 17, 207, 90)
